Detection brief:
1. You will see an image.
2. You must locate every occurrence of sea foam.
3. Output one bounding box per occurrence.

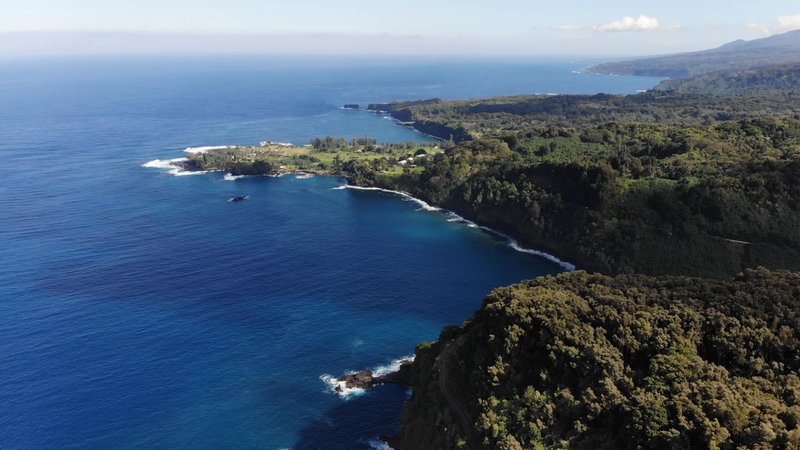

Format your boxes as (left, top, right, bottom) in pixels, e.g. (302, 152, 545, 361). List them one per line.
(142, 157, 186, 169)
(142, 157, 207, 176)
(260, 141, 295, 147)
(508, 238, 576, 270)
(468, 220, 575, 270)
(319, 374, 366, 400)
(172, 169, 209, 176)
(371, 355, 414, 378)
(223, 173, 246, 181)
(368, 439, 394, 450)
(337, 185, 440, 212)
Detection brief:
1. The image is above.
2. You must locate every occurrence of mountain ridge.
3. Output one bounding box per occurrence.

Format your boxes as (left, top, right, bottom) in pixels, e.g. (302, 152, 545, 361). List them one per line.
(591, 29, 800, 77)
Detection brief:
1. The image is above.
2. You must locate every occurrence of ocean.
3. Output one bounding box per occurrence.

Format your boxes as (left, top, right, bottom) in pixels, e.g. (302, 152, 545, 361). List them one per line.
(0, 56, 661, 449)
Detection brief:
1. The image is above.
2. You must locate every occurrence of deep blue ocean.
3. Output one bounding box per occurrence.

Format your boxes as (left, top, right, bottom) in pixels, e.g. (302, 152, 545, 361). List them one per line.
(0, 56, 661, 449)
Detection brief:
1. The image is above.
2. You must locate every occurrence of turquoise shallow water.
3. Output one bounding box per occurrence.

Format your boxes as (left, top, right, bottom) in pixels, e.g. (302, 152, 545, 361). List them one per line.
(0, 56, 661, 449)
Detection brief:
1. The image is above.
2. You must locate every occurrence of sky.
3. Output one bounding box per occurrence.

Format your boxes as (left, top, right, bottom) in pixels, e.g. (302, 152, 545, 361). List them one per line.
(0, 0, 799, 56)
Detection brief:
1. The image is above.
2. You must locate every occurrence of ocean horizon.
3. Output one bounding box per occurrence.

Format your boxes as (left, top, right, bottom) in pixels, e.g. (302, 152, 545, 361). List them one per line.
(0, 56, 662, 449)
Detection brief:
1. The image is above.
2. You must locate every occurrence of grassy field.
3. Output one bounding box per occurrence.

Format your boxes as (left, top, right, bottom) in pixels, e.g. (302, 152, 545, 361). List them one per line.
(185, 142, 443, 176)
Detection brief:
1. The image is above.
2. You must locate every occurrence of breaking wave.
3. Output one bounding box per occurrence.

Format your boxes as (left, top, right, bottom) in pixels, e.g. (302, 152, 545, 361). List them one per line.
(319, 374, 366, 400)
(142, 157, 186, 169)
(223, 173, 246, 181)
(142, 158, 208, 176)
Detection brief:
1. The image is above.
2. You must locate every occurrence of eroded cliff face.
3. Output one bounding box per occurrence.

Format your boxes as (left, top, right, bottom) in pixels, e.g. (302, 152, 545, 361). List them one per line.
(367, 102, 472, 142)
(399, 269, 800, 450)
(398, 338, 472, 450)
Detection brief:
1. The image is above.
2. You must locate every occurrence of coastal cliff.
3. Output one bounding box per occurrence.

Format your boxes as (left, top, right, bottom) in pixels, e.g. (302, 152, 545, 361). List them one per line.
(398, 269, 800, 449)
(368, 101, 473, 142)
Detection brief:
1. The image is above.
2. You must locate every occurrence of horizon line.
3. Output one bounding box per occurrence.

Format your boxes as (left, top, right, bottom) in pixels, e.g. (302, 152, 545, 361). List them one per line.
(0, 30, 723, 59)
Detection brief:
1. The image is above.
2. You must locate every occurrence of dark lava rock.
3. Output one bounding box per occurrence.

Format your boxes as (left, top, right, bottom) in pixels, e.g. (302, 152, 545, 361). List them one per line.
(334, 359, 413, 393)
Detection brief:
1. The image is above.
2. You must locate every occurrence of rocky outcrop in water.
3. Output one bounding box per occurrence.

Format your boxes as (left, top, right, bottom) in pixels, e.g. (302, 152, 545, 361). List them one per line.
(334, 359, 413, 394)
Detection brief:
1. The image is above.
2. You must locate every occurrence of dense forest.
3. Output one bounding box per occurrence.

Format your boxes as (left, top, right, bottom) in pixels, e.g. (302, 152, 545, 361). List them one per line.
(400, 269, 800, 449)
(655, 64, 800, 95)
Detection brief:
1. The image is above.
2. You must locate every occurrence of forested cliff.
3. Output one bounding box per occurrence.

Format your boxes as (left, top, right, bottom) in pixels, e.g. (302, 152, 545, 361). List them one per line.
(399, 269, 800, 449)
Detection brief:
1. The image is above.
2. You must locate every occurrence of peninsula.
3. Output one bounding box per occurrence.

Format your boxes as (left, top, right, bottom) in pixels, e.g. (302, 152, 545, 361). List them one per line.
(177, 138, 442, 178)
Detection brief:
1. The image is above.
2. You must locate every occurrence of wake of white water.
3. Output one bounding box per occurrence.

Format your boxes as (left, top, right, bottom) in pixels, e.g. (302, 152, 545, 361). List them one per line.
(335, 184, 576, 271)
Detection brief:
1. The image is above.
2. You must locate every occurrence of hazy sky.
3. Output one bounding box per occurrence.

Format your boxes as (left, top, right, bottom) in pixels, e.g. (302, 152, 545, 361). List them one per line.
(1, 0, 799, 56)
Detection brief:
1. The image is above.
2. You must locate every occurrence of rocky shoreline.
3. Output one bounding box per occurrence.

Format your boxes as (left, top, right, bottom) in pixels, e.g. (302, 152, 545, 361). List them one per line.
(332, 358, 413, 394)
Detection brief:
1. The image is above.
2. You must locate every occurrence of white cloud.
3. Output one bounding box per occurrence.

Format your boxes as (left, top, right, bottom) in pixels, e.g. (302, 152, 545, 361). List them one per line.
(747, 14, 800, 35)
(747, 23, 772, 35)
(555, 15, 675, 33)
(597, 15, 661, 32)
(777, 14, 800, 32)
